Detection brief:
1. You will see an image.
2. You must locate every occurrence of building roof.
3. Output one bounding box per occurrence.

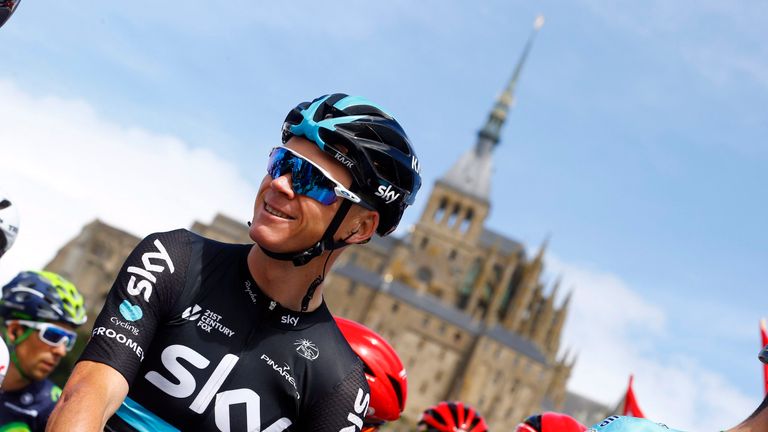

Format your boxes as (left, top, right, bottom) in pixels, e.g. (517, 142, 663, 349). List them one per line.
(439, 150, 495, 202)
(335, 264, 547, 364)
(479, 227, 524, 255)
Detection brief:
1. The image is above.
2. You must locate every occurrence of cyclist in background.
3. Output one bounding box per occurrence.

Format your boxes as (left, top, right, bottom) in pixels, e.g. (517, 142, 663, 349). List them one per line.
(418, 401, 489, 432)
(516, 412, 587, 432)
(0, 191, 20, 260)
(0, 190, 20, 385)
(48, 93, 422, 431)
(335, 316, 407, 431)
(0, 271, 87, 432)
(589, 344, 768, 431)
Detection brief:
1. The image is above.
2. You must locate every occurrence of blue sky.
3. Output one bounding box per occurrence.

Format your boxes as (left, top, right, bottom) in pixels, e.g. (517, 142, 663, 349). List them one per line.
(1, 1, 766, 429)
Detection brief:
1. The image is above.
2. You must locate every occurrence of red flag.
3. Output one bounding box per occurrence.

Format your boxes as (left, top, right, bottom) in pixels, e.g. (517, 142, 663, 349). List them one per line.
(622, 375, 646, 418)
(761, 319, 768, 395)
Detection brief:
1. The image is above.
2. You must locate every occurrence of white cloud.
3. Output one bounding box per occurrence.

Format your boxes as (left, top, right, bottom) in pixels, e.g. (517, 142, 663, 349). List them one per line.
(547, 254, 753, 430)
(0, 79, 258, 286)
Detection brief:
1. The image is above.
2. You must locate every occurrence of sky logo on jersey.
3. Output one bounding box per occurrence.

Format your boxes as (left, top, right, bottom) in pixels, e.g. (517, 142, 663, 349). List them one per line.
(281, 314, 299, 327)
(145, 344, 292, 431)
(125, 238, 175, 303)
(119, 300, 143, 322)
(294, 339, 319, 361)
(340, 388, 370, 432)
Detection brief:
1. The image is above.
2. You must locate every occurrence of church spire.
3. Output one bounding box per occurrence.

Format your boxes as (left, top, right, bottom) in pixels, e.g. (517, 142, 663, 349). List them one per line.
(440, 15, 544, 201)
(477, 14, 545, 155)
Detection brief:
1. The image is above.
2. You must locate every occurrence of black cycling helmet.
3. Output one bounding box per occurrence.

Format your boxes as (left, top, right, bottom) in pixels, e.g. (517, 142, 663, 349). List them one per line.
(282, 93, 422, 236)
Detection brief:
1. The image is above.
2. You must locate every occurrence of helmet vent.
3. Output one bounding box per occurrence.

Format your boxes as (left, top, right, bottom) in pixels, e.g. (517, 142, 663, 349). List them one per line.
(388, 375, 405, 411)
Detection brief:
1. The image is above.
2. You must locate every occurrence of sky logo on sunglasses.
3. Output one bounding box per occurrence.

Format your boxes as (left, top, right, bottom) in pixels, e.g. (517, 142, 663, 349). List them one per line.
(119, 300, 144, 322)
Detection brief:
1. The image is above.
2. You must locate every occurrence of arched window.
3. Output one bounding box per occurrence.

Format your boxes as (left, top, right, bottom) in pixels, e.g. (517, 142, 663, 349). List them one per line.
(447, 204, 460, 227)
(434, 197, 447, 222)
(460, 208, 474, 234)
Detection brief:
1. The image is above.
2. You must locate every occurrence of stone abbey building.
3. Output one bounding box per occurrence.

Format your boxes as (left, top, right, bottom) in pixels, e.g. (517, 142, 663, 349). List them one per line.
(42, 21, 610, 430)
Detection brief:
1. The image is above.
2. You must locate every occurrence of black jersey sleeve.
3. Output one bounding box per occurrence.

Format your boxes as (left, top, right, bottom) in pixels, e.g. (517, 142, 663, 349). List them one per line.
(302, 361, 371, 432)
(78, 229, 192, 386)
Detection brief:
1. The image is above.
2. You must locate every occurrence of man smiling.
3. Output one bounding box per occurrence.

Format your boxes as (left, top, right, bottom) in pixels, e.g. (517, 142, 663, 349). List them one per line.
(49, 93, 422, 431)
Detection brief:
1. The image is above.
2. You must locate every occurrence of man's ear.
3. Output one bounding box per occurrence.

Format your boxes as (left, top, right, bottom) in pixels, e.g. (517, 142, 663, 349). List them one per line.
(342, 207, 379, 244)
(5, 321, 22, 343)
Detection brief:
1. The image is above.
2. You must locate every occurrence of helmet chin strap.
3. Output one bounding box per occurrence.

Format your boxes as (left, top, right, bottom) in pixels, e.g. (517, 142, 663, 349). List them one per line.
(256, 199, 356, 312)
(258, 199, 353, 267)
(4, 327, 35, 382)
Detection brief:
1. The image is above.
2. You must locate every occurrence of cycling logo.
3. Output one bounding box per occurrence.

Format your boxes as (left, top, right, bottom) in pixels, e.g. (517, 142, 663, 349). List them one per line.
(182, 304, 235, 337)
(294, 339, 319, 361)
(125, 239, 175, 303)
(119, 300, 143, 322)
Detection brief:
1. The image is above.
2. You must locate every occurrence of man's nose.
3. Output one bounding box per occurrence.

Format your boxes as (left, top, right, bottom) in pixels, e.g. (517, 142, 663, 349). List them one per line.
(271, 173, 295, 199)
(51, 342, 67, 358)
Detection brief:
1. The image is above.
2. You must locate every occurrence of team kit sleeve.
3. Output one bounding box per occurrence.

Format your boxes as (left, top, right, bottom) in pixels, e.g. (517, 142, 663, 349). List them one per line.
(78, 229, 191, 386)
(303, 362, 371, 432)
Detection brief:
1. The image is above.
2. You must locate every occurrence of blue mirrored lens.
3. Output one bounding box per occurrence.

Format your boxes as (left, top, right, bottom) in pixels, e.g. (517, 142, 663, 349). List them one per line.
(267, 148, 338, 205)
(42, 326, 77, 350)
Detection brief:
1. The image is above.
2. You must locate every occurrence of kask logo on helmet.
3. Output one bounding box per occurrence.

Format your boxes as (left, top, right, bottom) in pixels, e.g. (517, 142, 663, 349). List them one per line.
(411, 155, 421, 174)
(334, 151, 354, 168)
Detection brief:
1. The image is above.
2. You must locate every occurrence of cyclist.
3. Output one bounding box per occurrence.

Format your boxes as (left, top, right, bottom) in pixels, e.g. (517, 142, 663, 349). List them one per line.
(0, 190, 19, 385)
(418, 401, 489, 432)
(516, 412, 587, 432)
(335, 316, 407, 431)
(0, 190, 20, 259)
(48, 93, 422, 431)
(588, 345, 768, 431)
(0, 271, 87, 432)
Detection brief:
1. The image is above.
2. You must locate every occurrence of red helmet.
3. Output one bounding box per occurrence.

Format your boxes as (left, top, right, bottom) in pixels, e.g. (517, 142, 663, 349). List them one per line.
(418, 401, 488, 432)
(335, 317, 407, 423)
(516, 412, 587, 432)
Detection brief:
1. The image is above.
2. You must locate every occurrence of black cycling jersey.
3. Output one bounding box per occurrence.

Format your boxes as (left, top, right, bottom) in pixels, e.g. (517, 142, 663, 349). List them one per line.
(79, 229, 370, 432)
(0, 378, 62, 432)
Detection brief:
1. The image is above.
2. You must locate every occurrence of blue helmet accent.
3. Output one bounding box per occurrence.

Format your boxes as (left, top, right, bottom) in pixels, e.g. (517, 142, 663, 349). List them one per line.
(282, 93, 422, 236)
(287, 95, 368, 150)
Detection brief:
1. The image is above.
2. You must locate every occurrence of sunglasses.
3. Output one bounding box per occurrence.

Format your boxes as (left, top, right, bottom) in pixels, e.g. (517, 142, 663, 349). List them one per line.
(12, 320, 77, 351)
(267, 147, 363, 206)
